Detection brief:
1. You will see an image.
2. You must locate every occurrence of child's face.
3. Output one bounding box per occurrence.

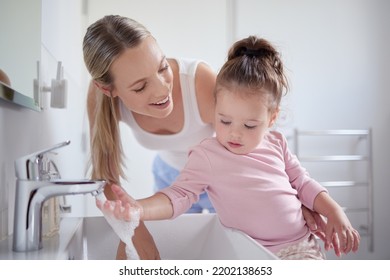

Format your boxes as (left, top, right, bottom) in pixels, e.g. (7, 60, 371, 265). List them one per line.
(214, 87, 278, 155)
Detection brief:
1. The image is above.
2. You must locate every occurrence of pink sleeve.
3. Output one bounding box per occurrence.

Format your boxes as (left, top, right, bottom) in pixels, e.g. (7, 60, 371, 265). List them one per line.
(159, 145, 212, 218)
(281, 134, 328, 210)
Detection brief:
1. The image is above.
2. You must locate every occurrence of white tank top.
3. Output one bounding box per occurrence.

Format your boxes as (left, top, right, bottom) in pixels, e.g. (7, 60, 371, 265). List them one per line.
(119, 58, 215, 170)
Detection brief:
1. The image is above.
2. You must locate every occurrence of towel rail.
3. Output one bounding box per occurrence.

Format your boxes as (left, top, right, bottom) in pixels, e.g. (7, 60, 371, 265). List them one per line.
(294, 128, 373, 252)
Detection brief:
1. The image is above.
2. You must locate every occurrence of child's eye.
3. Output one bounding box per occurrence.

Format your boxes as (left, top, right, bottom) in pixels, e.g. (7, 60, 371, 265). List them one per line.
(220, 119, 231, 125)
(245, 124, 257, 129)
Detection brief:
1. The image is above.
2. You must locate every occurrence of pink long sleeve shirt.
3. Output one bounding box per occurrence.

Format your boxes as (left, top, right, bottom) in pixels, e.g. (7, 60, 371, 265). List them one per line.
(159, 131, 327, 253)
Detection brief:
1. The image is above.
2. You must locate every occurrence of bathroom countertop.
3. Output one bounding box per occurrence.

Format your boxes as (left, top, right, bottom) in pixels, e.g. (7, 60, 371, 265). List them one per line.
(0, 217, 82, 260)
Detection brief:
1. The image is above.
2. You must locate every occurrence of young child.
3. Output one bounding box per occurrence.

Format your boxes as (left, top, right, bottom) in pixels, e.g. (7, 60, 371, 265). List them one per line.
(98, 35, 360, 259)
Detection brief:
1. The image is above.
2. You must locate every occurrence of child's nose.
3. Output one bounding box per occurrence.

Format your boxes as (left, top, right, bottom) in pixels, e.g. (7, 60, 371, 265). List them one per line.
(229, 126, 242, 138)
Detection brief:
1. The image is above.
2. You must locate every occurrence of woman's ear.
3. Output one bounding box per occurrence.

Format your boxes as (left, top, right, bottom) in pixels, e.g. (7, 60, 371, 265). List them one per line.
(93, 81, 113, 97)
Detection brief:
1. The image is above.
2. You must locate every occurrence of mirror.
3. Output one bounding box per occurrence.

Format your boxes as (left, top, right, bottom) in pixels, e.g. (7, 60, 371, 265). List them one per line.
(0, 0, 41, 109)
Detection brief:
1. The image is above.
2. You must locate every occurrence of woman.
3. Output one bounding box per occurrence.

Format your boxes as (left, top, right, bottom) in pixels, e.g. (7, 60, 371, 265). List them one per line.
(83, 15, 333, 260)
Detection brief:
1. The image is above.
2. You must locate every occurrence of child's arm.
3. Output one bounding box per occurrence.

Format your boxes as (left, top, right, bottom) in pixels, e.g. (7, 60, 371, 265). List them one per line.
(97, 184, 174, 221)
(313, 191, 360, 255)
(138, 193, 174, 220)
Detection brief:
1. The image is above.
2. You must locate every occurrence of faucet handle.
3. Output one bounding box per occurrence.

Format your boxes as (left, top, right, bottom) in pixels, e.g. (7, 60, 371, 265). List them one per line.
(15, 140, 71, 180)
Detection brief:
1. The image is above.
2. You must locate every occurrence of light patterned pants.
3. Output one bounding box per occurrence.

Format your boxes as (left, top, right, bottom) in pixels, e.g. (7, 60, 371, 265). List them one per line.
(275, 234, 326, 260)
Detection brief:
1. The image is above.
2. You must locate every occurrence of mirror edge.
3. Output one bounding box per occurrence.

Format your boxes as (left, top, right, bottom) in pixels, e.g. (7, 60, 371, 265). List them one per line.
(0, 81, 41, 112)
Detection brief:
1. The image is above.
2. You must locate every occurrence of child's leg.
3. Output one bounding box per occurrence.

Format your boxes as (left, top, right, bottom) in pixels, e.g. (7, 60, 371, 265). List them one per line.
(275, 234, 326, 260)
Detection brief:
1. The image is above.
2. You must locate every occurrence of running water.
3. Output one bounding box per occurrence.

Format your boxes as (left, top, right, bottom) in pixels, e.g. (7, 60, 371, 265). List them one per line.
(96, 193, 140, 260)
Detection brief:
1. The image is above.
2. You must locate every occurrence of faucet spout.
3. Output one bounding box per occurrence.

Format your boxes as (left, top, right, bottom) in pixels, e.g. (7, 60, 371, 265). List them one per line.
(32, 179, 106, 199)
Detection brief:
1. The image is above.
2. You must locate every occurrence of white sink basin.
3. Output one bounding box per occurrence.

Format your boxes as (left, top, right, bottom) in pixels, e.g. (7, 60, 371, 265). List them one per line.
(66, 214, 277, 260)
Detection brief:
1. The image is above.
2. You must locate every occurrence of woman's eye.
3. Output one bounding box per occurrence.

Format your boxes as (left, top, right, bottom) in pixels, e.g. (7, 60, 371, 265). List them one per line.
(159, 64, 169, 73)
(134, 83, 146, 93)
(221, 120, 231, 125)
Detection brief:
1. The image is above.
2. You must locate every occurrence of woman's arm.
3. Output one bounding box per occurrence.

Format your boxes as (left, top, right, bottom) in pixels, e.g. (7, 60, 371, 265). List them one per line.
(195, 62, 217, 125)
(117, 222, 161, 260)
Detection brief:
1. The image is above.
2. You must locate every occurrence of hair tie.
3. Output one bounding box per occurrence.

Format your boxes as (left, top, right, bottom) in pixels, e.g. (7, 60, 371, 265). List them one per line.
(236, 47, 269, 58)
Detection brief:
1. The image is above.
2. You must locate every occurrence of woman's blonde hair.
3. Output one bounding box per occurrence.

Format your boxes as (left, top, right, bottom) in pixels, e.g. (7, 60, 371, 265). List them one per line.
(83, 15, 151, 184)
(215, 35, 289, 111)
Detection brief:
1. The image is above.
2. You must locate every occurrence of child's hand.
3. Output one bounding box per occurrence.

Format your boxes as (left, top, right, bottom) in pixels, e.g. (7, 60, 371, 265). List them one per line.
(96, 184, 143, 222)
(302, 206, 341, 256)
(95, 184, 142, 260)
(324, 208, 360, 256)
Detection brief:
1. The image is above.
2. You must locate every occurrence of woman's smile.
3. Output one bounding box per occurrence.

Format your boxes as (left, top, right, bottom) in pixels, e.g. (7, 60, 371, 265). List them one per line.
(150, 95, 170, 109)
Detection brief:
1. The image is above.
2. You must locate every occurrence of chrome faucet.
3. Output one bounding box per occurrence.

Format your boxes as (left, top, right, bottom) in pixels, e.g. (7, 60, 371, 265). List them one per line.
(13, 140, 106, 252)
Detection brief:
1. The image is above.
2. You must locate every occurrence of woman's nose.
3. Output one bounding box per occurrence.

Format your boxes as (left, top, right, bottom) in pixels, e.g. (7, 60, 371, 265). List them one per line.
(157, 75, 171, 93)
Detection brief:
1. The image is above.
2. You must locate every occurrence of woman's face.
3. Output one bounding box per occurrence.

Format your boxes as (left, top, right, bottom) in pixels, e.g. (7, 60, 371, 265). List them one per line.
(109, 36, 174, 118)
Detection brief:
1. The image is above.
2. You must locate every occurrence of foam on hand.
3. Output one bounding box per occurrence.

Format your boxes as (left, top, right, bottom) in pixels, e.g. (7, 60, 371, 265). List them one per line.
(96, 193, 140, 260)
